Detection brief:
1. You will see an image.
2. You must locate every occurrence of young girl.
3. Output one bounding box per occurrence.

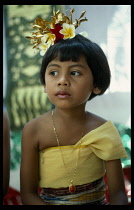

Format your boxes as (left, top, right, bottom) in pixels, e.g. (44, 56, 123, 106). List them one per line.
(20, 9, 128, 205)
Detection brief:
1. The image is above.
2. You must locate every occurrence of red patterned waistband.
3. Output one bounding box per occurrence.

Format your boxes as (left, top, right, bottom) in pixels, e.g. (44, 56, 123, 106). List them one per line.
(41, 177, 105, 196)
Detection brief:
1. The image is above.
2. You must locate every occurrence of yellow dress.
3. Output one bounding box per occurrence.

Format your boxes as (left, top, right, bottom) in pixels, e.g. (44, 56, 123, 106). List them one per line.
(39, 121, 127, 189)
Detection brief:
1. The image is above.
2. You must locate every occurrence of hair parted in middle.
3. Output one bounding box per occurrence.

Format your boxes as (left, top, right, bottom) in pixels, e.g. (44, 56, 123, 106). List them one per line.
(40, 34, 111, 101)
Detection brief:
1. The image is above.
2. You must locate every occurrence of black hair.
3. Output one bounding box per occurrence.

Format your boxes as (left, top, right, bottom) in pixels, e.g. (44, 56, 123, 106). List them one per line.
(40, 34, 111, 100)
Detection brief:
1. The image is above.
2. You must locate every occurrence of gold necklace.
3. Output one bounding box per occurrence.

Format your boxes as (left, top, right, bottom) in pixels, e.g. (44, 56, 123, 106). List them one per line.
(51, 109, 87, 193)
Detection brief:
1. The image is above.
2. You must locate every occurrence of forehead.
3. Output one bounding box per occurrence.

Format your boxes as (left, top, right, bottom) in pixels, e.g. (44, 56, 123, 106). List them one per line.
(47, 55, 88, 67)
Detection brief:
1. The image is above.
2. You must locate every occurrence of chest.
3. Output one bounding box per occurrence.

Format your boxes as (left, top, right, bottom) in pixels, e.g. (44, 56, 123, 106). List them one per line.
(38, 123, 87, 150)
(37, 113, 101, 150)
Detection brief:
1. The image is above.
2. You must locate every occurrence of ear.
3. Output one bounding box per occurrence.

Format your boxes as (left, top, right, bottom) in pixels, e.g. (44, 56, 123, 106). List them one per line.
(92, 87, 101, 95)
(44, 85, 47, 93)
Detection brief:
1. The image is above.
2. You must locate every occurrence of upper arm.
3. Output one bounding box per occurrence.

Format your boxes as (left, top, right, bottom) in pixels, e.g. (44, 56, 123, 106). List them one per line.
(20, 122, 39, 195)
(105, 159, 126, 196)
(3, 110, 10, 197)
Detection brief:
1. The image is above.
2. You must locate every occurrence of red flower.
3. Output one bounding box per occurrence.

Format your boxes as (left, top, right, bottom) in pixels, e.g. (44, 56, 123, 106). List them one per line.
(50, 24, 64, 43)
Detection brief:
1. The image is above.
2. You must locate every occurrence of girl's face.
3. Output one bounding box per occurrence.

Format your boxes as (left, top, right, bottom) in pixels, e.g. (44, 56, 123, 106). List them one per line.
(44, 55, 100, 109)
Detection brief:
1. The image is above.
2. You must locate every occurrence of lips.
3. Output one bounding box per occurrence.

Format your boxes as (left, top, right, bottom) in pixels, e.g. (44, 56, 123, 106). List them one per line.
(55, 90, 71, 98)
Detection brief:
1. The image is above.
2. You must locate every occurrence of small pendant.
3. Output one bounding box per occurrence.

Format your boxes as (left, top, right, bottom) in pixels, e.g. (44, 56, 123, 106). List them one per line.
(69, 184, 76, 193)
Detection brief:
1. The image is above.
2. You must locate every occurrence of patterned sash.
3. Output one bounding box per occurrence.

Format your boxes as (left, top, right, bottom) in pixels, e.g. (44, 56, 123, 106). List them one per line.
(40, 178, 109, 205)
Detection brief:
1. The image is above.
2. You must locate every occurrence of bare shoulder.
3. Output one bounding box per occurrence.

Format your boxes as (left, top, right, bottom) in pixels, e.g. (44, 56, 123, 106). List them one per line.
(86, 112, 107, 133)
(23, 111, 51, 132)
(22, 111, 52, 149)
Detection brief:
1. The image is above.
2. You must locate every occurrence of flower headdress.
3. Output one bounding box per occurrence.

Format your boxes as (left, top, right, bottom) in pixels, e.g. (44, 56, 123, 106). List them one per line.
(26, 9, 88, 56)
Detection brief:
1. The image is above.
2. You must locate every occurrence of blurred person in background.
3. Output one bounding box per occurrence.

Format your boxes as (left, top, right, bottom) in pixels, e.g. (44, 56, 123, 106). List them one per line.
(3, 109, 10, 197)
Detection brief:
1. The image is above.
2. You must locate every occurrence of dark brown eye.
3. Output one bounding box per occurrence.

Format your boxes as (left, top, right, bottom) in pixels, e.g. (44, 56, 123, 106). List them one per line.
(50, 71, 59, 76)
(71, 71, 81, 76)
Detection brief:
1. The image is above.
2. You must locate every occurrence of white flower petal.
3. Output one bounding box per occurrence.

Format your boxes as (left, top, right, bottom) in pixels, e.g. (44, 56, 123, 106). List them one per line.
(41, 35, 48, 43)
(38, 42, 50, 56)
(40, 50, 46, 56)
(79, 31, 88, 38)
(60, 23, 75, 39)
(38, 43, 47, 50)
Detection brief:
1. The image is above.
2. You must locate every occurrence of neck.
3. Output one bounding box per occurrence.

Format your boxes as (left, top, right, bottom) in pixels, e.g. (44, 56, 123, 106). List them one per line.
(54, 105, 87, 121)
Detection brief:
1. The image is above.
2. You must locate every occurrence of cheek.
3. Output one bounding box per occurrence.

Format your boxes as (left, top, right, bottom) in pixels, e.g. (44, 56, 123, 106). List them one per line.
(44, 80, 54, 95)
(44, 76, 50, 89)
(44, 86, 47, 93)
(82, 76, 94, 90)
(76, 81, 93, 101)
(80, 79, 94, 98)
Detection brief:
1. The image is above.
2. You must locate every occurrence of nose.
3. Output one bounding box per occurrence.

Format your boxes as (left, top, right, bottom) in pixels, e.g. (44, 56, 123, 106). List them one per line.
(57, 75, 70, 86)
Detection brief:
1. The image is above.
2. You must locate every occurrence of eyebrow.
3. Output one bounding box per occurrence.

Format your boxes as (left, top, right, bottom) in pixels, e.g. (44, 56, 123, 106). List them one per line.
(47, 64, 60, 68)
(47, 63, 87, 69)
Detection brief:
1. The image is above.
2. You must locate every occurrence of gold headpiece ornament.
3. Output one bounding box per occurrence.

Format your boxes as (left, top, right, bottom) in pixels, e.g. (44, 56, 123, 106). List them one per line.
(26, 9, 88, 56)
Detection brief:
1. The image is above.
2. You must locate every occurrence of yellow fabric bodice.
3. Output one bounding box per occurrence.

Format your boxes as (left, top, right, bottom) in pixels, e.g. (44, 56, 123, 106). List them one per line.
(39, 121, 127, 188)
